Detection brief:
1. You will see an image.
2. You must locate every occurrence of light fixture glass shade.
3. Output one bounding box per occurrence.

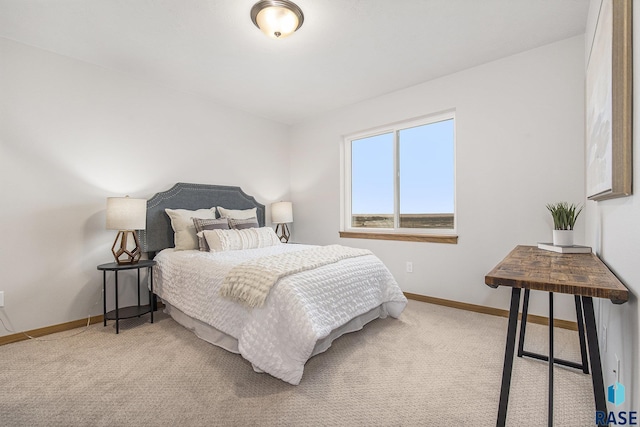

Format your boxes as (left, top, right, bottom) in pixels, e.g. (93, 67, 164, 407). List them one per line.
(251, 0, 304, 39)
(106, 197, 147, 230)
(271, 201, 293, 224)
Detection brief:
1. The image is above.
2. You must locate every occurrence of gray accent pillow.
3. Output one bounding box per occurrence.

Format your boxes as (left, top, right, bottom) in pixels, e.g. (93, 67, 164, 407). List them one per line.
(228, 217, 259, 230)
(192, 217, 230, 251)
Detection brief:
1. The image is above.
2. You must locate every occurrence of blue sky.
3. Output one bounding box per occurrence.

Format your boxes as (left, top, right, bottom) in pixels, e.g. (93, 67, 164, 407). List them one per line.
(351, 119, 454, 214)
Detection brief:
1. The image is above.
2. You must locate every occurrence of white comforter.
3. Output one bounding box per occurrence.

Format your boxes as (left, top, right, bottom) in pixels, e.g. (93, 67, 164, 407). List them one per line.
(153, 244, 407, 385)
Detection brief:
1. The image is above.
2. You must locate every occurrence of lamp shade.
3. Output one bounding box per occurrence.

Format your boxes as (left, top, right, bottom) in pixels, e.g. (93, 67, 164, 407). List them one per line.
(106, 197, 147, 230)
(271, 201, 293, 224)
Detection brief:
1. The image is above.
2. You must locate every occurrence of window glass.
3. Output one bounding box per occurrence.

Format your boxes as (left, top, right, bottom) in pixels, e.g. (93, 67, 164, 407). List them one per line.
(398, 119, 454, 229)
(344, 112, 456, 235)
(351, 132, 394, 228)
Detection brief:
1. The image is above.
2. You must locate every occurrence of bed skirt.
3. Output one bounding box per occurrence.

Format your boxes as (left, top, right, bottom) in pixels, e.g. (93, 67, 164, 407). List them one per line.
(162, 301, 387, 373)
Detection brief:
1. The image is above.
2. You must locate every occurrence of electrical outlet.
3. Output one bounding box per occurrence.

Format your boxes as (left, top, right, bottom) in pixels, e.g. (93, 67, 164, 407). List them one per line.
(0, 291, 4, 307)
(406, 262, 413, 273)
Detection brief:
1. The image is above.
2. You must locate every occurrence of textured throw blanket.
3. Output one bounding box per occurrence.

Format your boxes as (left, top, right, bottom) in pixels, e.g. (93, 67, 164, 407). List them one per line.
(220, 244, 372, 308)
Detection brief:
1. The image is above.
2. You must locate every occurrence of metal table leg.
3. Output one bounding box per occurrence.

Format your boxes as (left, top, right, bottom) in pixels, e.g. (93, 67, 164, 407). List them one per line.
(115, 271, 119, 334)
(548, 292, 554, 427)
(582, 297, 607, 416)
(517, 289, 531, 357)
(574, 296, 590, 374)
(518, 291, 588, 372)
(137, 268, 141, 308)
(102, 271, 107, 327)
(149, 266, 154, 324)
(496, 287, 522, 427)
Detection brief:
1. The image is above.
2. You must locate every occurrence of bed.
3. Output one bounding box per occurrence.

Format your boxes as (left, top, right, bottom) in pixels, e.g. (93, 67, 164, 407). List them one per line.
(140, 183, 407, 385)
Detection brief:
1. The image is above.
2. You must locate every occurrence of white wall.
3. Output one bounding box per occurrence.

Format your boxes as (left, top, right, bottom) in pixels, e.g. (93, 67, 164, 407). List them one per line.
(0, 38, 290, 337)
(290, 35, 586, 322)
(584, 0, 639, 412)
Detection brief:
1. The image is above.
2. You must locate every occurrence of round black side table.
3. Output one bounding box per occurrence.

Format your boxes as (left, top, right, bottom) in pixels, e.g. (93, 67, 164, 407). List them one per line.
(97, 260, 156, 334)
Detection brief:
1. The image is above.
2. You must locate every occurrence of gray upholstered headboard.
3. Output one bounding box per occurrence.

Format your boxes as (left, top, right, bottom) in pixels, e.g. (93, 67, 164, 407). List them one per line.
(139, 182, 266, 256)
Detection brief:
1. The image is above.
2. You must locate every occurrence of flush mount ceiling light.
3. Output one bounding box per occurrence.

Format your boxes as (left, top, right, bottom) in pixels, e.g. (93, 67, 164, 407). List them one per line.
(250, 0, 304, 39)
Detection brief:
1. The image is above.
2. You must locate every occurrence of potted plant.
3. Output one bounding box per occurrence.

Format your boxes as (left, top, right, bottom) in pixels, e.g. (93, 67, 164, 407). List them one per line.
(546, 202, 583, 246)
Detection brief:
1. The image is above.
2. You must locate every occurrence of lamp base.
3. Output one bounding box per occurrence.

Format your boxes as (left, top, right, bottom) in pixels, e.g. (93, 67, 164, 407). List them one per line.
(112, 230, 142, 265)
(275, 223, 290, 243)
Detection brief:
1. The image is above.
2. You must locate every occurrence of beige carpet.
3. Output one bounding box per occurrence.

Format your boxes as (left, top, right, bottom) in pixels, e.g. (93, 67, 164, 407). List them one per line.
(0, 300, 594, 426)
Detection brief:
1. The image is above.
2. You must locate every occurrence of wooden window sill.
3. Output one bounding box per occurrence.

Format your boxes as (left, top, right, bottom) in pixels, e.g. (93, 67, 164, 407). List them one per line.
(339, 231, 458, 244)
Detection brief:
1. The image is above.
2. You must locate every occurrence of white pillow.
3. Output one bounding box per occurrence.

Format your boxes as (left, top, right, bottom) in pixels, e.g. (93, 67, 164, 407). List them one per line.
(165, 208, 216, 251)
(217, 206, 258, 220)
(203, 227, 280, 252)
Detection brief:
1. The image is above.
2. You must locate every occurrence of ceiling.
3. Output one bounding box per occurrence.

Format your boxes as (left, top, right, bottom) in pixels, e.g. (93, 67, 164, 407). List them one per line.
(0, 0, 589, 125)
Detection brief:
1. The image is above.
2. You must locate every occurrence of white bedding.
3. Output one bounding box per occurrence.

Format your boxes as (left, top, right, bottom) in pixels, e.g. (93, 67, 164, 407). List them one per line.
(153, 244, 407, 385)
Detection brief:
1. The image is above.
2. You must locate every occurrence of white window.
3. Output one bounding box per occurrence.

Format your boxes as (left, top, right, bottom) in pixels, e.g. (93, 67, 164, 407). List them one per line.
(341, 111, 456, 242)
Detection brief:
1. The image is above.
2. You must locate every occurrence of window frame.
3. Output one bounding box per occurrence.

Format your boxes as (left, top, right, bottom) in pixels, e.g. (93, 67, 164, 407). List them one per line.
(340, 111, 457, 243)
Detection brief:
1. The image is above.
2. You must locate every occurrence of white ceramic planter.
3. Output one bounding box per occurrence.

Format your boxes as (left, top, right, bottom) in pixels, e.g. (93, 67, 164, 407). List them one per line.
(553, 230, 574, 246)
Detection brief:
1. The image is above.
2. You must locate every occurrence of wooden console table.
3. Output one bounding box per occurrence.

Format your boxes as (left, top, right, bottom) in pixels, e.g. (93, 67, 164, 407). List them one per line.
(485, 245, 628, 427)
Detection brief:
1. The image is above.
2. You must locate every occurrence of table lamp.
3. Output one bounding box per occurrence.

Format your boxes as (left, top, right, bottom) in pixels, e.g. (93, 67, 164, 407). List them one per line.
(271, 201, 293, 243)
(106, 196, 147, 264)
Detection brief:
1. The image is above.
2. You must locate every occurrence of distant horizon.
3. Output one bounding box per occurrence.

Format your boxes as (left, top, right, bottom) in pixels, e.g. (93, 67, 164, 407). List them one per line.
(351, 212, 454, 215)
(351, 213, 454, 229)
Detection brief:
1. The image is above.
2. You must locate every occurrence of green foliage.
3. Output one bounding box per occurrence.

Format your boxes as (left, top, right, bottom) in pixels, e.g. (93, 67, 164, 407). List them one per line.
(546, 202, 583, 230)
